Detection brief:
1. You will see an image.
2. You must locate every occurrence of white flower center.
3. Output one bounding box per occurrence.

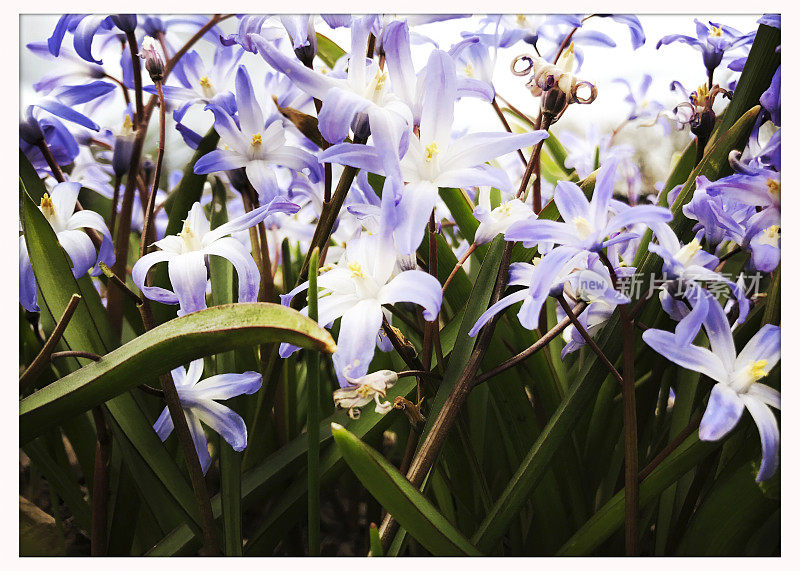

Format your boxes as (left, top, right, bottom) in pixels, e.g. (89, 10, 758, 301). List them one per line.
(572, 216, 594, 240)
(198, 76, 215, 99)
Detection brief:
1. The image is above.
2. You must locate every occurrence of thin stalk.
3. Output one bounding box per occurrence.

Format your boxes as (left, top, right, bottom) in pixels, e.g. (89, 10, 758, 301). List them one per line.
(19, 294, 81, 391)
(441, 242, 476, 295)
(35, 140, 66, 182)
(638, 415, 702, 481)
(491, 97, 527, 166)
(139, 81, 166, 259)
(620, 303, 639, 556)
(50, 350, 101, 362)
(598, 251, 640, 555)
(475, 301, 586, 385)
(556, 295, 623, 386)
(307, 248, 321, 556)
(124, 30, 145, 125)
(109, 176, 121, 235)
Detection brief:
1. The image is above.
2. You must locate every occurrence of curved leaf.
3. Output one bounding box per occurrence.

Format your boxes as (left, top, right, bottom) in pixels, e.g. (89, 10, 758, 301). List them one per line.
(332, 424, 482, 556)
(20, 303, 336, 442)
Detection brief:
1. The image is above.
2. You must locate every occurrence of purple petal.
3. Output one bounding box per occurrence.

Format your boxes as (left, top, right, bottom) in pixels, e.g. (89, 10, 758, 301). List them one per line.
(699, 383, 744, 440)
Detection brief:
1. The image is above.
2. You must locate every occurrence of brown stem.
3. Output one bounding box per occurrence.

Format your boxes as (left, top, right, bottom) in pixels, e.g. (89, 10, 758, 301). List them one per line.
(441, 242, 476, 295)
(35, 140, 65, 182)
(19, 294, 81, 391)
(50, 350, 101, 362)
(639, 415, 702, 481)
(99, 262, 143, 306)
(491, 97, 527, 166)
(139, 82, 166, 260)
(620, 302, 639, 556)
(124, 30, 145, 125)
(109, 176, 121, 236)
(556, 295, 623, 386)
(475, 301, 586, 385)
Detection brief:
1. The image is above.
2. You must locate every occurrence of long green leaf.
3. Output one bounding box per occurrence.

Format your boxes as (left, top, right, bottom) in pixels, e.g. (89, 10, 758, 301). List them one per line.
(20, 303, 336, 442)
(332, 424, 482, 556)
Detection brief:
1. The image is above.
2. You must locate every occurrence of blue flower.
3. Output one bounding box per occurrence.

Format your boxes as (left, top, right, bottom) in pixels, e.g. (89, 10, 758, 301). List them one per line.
(657, 19, 755, 82)
(20, 182, 116, 312)
(193, 66, 321, 201)
(252, 16, 413, 146)
(132, 199, 298, 317)
(643, 294, 780, 481)
(153, 359, 262, 473)
(505, 159, 673, 252)
(320, 49, 547, 254)
(280, 222, 442, 386)
(648, 223, 750, 322)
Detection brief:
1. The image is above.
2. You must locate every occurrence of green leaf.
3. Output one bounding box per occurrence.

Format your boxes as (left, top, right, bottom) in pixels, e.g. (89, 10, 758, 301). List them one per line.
(332, 423, 482, 556)
(369, 522, 383, 556)
(316, 33, 346, 68)
(556, 432, 720, 555)
(674, 461, 778, 555)
(20, 303, 336, 443)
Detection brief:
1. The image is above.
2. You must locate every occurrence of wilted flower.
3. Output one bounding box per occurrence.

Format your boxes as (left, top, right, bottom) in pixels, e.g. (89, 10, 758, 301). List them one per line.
(333, 369, 398, 419)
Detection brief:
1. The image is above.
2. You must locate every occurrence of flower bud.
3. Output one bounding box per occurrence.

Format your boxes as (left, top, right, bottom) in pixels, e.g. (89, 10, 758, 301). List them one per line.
(140, 36, 165, 83)
(19, 108, 44, 145)
(111, 14, 137, 33)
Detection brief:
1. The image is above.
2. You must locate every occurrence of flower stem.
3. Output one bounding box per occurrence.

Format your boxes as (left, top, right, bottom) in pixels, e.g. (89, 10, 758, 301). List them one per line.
(491, 97, 527, 166)
(306, 248, 321, 556)
(556, 294, 623, 386)
(139, 81, 166, 259)
(35, 139, 66, 183)
(19, 294, 81, 391)
(474, 301, 587, 385)
(638, 415, 702, 481)
(90, 405, 111, 556)
(124, 30, 145, 125)
(441, 242, 476, 295)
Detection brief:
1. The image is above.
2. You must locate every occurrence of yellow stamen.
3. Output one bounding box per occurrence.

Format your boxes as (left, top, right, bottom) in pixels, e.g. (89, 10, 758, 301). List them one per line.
(767, 178, 780, 199)
(348, 261, 365, 279)
(675, 238, 702, 266)
(709, 26, 723, 37)
(250, 133, 262, 147)
(424, 142, 440, 163)
(375, 71, 388, 91)
(199, 76, 211, 88)
(463, 63, 474, 78)
(179, 220, 202, 251)
(516, 14, 528, 26)
(122, 114, 134, 133)
(747, 359, 768, 381)
(39, 193, 55, 220)
(765, 225, 780, 239)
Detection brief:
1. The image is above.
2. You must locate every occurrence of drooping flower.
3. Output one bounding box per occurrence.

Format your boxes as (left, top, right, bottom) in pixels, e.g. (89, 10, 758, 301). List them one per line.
(648, 223, 750, 322)
(132, 199, 298, 316)
(642, 294, 780, 481)
(332, 369, 398, 419)
(153, 359, 262, 473)
(193, 66, 321, 201)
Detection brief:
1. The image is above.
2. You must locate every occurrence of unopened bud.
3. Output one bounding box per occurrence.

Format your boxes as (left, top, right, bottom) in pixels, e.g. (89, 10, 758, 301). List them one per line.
(140, 36, 165, 83)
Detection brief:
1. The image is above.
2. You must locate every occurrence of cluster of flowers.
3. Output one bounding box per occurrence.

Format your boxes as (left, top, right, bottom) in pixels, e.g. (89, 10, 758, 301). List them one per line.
(20, 14, 780, 480)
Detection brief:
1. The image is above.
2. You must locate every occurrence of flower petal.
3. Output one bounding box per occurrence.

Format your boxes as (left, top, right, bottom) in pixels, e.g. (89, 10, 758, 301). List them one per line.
(641, 329, 727, 382)
(132, 250, 179, 305)
(699, 383, 744, 440)
(204, 236, 260, 303)
(742, 394, 780, 482)
(379, 270, 442, 321)
(331, 299, 383, 387)
(167, 251, 208, 316)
